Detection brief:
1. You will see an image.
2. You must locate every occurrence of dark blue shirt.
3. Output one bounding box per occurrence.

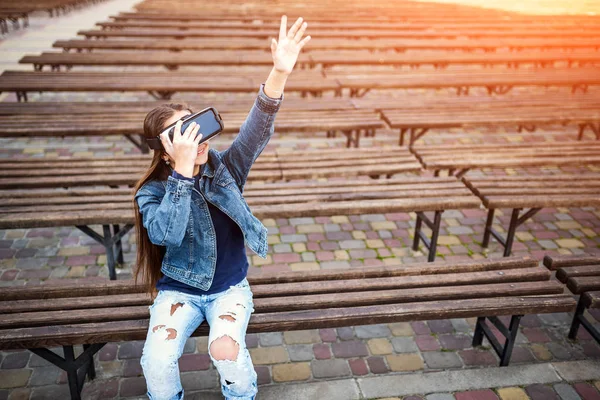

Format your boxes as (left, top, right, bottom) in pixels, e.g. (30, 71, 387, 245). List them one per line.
(156, 170, 248, 295)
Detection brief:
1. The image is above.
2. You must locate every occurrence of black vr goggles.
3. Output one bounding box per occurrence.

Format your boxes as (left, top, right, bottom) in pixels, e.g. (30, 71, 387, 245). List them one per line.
(145, 107, 224, 151)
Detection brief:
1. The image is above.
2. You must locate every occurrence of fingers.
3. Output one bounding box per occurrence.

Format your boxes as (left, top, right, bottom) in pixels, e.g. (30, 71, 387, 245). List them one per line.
(298, 35, 311, 50)
(278, 15, 287, 42)
(287, 17, 303, 39)
(172, 120, 183, 139)
(270, 38, 277, 55)
(183, 121, 199, 141)
(293, 21, 307, 42)
(159, 131, 175, 158)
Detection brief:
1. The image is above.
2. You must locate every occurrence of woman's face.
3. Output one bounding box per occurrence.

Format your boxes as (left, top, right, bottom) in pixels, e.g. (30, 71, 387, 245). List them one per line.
(163, 110, 210, 166)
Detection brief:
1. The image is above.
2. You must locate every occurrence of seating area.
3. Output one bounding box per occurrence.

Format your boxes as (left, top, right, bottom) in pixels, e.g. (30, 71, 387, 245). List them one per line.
(0, 0, 599, 398)
(0, 256, 576, 398)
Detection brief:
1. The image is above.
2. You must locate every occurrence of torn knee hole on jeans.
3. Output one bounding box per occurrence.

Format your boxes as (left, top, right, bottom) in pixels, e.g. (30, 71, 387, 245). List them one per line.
(210, 335, 240, 361)
(151, 325, 178, 340)
(219, 313, 236, 322)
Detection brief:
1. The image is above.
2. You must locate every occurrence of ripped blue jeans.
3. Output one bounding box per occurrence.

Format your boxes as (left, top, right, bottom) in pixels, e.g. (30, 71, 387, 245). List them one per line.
(140, 278, 257, 400)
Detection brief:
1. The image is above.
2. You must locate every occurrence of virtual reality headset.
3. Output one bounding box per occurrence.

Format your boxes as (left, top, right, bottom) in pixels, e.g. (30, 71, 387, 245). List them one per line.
(146, 107, 224, 151)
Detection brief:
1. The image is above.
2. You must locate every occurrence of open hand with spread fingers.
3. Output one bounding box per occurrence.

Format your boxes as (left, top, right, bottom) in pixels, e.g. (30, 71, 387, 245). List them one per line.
(271, 16, 311, 75)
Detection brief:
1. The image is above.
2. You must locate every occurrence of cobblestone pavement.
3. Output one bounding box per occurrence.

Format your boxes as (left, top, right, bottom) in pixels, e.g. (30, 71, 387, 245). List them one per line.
(0, 0, 599, 399)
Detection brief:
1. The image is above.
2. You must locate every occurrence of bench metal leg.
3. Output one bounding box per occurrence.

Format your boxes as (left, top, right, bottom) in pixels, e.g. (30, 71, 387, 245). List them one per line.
(30, 343, 105, 400)
(412, 210, 442, 262)
(481, 208, 541, 257)
(472, 315, 522, 366)
(569, 296, 600, 342)
(76, 224, 134, 280)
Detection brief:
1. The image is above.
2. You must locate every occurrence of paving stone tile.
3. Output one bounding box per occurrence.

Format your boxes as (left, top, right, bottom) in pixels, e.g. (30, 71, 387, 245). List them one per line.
(272, 362, 311, 382)
(389, 322, 414, 337)
(426, 394, 456, 400)
(391, 337, 419, 353)
(458, 349, 497, 366)
(29, 367, 59, 387)
(415, 335, 441, 351)
(122, 359, 143, 377)
(530, 343, 553, 361)
(244, 334, 258, 349)
(332, 341, 369, 358)
(0, 370, 31, 389)
(573, 382, 600, 400)
(287, 344, 314, 362)
(386, 353, 424, 372)
(454, 390, 499, 400)
(259, 332, 284, 347)
(367, 338, 393, 355)
(339, 240, 366, 250)
(411, 321, 431, 335)
(249, 347, 288, 365)
(355, 324, 391, 339)
(6, 388, 29, 400)
(367, 356, 389, 374)
(450, 319, 472, 333)
(509, 346, 536, 364)
(30, 385, 70, 400)
(1, 353, 29, 369)
(180, 370, 219, 391)
(319, 328, 337, 343)
(525, 384, 559, 400)
(422, 351, 463, 369)
(312, 343, 331, 360)
(522, 328, 551, 343)
(283, 330, 320, 344)
(311, 359, 350, 378)
(497, 387, 529, 400)
(553, 383, 582, 400)
(179, 353, 211, 372)
(427, 320, 454, 334)
(438, 334, 472, 350)
(582, 342, 600, 357)
(337, 327, 355, 341)
(255, 366, 271, 385)
(348, 358, 368, 376)
(118, 341, 144, 359)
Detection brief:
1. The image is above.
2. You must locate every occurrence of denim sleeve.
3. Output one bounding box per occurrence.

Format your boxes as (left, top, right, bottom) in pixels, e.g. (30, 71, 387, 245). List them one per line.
(220, 84, 283, 191)
(134, 176, 193, 247)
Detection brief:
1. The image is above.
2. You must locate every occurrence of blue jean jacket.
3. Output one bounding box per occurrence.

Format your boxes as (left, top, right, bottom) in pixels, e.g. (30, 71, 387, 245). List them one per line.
(135, 85, 282, 290)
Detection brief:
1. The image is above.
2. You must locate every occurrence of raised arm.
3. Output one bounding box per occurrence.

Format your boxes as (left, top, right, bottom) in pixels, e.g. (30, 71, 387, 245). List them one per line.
(221, 16, 311, 191)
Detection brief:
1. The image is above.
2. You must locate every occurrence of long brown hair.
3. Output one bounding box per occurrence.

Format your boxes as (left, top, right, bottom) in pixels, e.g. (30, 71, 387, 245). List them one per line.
(133, 103, 193, 294)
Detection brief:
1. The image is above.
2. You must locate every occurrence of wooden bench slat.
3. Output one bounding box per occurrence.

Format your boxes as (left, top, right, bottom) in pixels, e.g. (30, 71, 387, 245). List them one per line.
(0, 295, 576, 349)
(0, 280, 564, 329)
(543, 254, 600, 270)
(1, 280, 562, 315)
(556, 265, 600, 283)
(567, 277, 600, 294)
(583, 291, 600, 309)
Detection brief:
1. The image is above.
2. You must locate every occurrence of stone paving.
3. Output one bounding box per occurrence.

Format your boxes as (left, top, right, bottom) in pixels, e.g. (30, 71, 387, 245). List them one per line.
(0, 0, 599, 399)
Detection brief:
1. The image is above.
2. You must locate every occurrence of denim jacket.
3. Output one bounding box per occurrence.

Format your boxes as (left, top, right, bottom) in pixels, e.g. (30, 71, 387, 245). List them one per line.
(135, 85, 282, 290)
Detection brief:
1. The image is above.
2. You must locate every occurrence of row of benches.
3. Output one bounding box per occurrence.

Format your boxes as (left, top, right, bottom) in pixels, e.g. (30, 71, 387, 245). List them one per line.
(2, 67, 599, 102)
(20, 49, 600, 71)
(2, 146, 598, 275)
(53, 38, 600, 53)
(1, 94, 598, 150)
(0, 255, 590, 399)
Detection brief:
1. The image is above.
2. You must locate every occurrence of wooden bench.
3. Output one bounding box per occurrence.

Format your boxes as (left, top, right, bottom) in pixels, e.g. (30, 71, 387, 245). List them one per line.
(53, 37, 600, 53)
(0, 8, 31, 34)
(412, 142, 600, 177)
(99, 18, 600, 32)
(0, 171, 480, 276)
(381, 107, 600, 146)
(0, 70, 339, 102)
(462, 174, 600, 257)
(0, 147, 424, 276)
(330, 67, 600, 97)
(21, 49, 600, 72)
(0, 256, 576, 399)
(0, 108, 383, 150)
(543, 254, 600, 343)
(77, 26, 600, 40)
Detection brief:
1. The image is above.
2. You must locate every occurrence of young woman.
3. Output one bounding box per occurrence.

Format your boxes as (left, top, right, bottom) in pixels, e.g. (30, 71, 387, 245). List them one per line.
(133, 16, 310, 400)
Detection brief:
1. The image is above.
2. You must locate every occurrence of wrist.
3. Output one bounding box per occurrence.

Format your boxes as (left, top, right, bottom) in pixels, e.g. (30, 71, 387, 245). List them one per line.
(174, 164, 194, 179)
(264, 68, 288, 99)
